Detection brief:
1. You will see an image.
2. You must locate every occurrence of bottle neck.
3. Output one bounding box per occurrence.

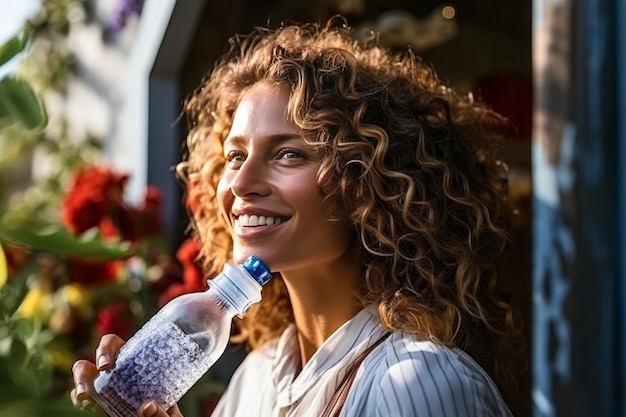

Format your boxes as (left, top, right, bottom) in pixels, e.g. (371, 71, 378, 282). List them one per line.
(210, 263, 263, 318)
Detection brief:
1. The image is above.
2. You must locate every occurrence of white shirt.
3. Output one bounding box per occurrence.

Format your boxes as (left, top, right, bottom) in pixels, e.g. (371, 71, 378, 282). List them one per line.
(211, 308, 513, 417)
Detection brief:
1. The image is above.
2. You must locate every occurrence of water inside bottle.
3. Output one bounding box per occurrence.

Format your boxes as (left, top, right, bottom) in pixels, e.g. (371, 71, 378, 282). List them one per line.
(94, 313, 217, 412)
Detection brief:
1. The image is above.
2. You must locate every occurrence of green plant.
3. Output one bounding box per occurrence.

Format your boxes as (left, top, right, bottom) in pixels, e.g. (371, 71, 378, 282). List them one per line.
(0, 30, 46, 131)
(1, 0, 101, 225)
(0, 23, 99, 417)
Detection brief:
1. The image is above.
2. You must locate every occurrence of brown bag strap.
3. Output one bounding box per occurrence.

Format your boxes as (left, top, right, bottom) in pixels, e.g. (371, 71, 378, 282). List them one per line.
(320, 332, 391, 417)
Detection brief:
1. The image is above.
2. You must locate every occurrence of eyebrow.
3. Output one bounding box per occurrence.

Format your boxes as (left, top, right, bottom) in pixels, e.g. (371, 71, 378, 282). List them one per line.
(223, 133, 304, 146)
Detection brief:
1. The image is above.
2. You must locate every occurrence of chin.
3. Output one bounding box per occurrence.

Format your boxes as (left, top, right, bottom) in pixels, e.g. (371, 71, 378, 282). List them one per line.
(233, 249, 258, 263)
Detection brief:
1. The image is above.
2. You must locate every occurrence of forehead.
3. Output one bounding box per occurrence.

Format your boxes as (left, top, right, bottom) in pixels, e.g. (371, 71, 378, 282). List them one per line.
(227, 82, 296, 139)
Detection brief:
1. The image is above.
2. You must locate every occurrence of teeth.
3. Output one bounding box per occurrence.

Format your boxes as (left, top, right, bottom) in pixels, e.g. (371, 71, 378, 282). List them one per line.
(238, 214, 283, 226)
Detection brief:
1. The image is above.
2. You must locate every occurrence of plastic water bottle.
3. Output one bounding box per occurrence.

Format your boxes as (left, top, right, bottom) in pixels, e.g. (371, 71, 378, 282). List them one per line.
(91, 255, 272, 417)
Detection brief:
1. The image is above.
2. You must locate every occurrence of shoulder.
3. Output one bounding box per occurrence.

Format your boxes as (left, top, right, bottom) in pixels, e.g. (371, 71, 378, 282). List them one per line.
(354, 332, 512, 417)
(210, 340, 279, 417)
(230, 338, 278, 377)
(218, 342, 276, 391)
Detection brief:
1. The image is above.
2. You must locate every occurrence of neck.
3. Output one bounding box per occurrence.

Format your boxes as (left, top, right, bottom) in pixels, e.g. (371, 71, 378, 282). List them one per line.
(281, 247, 363, 368)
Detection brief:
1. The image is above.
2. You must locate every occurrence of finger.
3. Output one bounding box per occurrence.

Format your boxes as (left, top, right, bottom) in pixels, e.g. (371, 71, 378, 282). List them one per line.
(69, 372, 98, 411)
(68, 387, 97, 412)
(69, 386, 87, 408)
(165, 404, 183, 417)
(95, 333, 126, 370)
(70, 359, 99, 404)
(138, 401, 184, 417)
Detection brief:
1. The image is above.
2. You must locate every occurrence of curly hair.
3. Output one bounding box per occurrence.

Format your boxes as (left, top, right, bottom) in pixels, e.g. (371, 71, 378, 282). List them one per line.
(179, 17, 522, 390)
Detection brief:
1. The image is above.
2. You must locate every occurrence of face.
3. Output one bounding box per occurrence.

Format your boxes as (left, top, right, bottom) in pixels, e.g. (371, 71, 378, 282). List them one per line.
(217, 82, 354, 274)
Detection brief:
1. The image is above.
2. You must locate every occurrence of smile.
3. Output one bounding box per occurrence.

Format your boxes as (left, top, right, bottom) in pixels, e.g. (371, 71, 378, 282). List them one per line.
(235, 214, 288, 227)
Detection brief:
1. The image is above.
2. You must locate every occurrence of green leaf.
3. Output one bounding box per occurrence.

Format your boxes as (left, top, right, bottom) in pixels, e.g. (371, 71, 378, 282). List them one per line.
(0, 353, 96, 416)
(0, 77, 47, 130)
(0, 399, 36, 417)
(0, 262, 32, 316)
(5, 340, 38, 393)
(41, 398, 99, 417)
(0, 35, 25, 68)
(0, 337, 13, 357)
(0, 382, 98, 416)
(0, 219, 135, 260)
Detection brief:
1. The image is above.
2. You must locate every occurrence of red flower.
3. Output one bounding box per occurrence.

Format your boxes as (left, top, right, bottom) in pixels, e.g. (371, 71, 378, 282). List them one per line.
(176, 238, 202, 265)
(177, 238, 207, 289)
(62, 192, 110, 235)
(157, 238, 207, 306)
(157, 283, 192, 307)
(95, 299, 136, 340)
(61, 165, 133, 238)
(65, 259, 120, 286)
(70, 166, 128, 201)
(98, 216, 123, 240)
(2, 244, 30, 278)
(135, 186, 164, 238)
(144, 186, 164, 207)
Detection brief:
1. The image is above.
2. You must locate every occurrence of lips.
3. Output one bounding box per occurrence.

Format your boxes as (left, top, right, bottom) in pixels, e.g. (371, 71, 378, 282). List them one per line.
(235, 213, 289, 227)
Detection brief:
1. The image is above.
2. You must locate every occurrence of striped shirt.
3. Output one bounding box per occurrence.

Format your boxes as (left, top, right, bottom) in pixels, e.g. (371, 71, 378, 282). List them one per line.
(210, 308, 513, 417)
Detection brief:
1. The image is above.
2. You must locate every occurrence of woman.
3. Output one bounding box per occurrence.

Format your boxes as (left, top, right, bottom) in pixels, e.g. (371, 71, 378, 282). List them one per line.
(71, 18, 523, 417)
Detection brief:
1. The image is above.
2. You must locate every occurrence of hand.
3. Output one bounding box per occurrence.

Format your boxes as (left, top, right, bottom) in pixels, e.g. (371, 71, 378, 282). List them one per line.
(70, 333, 125, 411)
(69, 334, 184, 416)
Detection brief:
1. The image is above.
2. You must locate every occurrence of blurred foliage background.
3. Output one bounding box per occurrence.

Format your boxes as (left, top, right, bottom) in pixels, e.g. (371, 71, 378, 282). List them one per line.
(0, 1, 223, 416)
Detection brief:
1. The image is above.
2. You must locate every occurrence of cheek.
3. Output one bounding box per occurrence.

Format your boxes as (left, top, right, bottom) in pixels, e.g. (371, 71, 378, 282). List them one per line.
(291, 179, 328, 219)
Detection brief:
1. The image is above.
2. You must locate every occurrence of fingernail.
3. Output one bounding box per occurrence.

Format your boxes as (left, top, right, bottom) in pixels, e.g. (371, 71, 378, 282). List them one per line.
(143, 401, 158, 417)
(75, 383, 87, 399)
(97, 354, 110, 369)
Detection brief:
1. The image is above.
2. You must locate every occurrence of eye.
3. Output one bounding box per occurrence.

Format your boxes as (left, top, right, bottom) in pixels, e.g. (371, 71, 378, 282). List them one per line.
(225, 150, 246, 166)
(276, 148, 306, 160)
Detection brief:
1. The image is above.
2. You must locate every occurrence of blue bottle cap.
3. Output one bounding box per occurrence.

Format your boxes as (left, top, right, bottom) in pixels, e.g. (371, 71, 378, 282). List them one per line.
(242, 255, 272, 285)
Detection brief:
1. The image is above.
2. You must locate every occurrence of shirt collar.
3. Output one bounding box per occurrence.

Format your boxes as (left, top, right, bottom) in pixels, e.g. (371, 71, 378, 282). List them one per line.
(273, 307, 387, 408)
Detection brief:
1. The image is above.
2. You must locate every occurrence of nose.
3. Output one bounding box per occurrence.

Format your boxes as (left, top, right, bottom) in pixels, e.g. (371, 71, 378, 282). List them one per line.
(229, 157, 271, 198)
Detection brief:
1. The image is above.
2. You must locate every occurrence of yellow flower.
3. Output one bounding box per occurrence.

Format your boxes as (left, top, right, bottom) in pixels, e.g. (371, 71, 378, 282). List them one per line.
(59, 282, 89, 309)
(16, 287, 53, 318)
(0, 245, 6, 289)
